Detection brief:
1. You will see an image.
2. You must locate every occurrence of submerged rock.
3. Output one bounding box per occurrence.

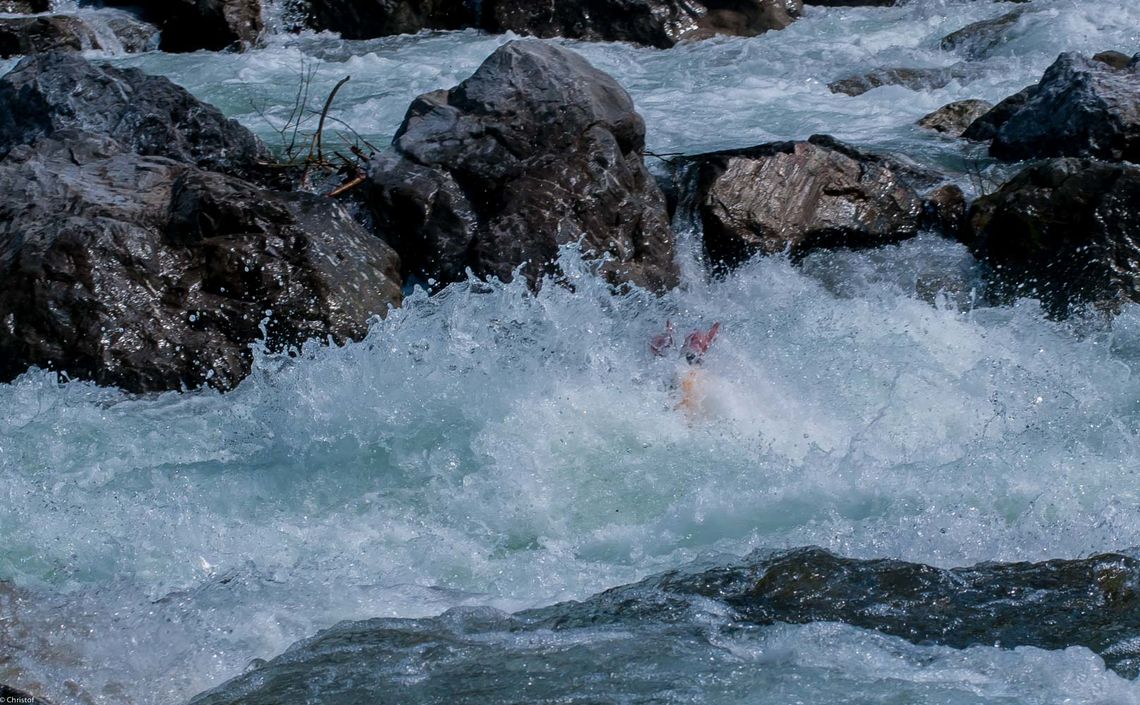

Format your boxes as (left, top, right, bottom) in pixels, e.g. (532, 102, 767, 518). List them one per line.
(965, 158, 1140, 315)
(188, 548, 1140, 704)
(0, 131, 403, 392)
(299, 0, 474, 39)
(0, 53, 268, 173)
(828, 65, 978, 96)
(480, 0, 802, 49)
(917, 99, 993, 136)
(675, 135, 947, 270)
(987, 52, 1140, 162)
(939, 7, 1025, 60)
(0, 10, 158, 57)
(364, 39, 678, 292)
(98, 0, 262, 52)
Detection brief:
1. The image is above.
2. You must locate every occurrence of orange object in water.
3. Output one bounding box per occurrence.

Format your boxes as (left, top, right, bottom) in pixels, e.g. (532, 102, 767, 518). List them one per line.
(677, 368, 705, 413)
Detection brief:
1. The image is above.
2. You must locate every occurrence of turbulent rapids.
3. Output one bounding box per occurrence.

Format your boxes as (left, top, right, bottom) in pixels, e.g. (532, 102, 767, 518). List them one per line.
(2, 0, 1140, 703)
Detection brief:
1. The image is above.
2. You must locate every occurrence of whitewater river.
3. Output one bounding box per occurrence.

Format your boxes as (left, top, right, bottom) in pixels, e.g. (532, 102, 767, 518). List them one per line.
(3, 0, 1140, 702)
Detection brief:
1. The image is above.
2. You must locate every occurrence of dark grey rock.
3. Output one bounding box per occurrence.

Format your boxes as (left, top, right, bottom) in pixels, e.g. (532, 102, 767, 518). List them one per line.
(299, 0, 474, 39)
(675, 135, 931, 270)
(0, 131, 403, 393)
(917, 99, 993, 136)
(0, 52, 268, 174)
(97, 0, 262, 51)
(1093, 50, 1133, 70)
(0, 10, 158, 57)
(960, 84, 1035, 141)
(989, 52, 1140, 162)
(0, 683, 49, 705)
(966, 158, 1140, 315)
(939, 7, 1026, 60)
(828, 65, 979, 96)
(0, 1, 51, 11)
(364, 39, 678, 292)
(481, 0, 802, 49)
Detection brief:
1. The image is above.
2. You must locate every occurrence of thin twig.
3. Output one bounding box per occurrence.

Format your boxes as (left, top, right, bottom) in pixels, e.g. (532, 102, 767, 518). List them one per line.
(311, 75, 351, 165)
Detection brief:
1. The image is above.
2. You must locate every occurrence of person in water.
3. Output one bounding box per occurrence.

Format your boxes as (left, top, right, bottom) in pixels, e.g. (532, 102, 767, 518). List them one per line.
(651, 320, 721, 413)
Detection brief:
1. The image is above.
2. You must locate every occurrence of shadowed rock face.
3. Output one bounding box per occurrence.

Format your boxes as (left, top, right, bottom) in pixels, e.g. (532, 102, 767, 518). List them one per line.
(481, 0, 802, 49)
(966, 158, 1140, 316)
(364, 39, 678, 292)
(961, 84, 1036, 141)
(0, 132, 403, 392)
(0, 53, 268, 174)
(675, 135, 943, 270)
(0, 11, 158, 58)
(98, 0, 262, 52)
(187, 547, 1140, 704)
(299, 0, 474, 39)
(986, 52, 1140, 162)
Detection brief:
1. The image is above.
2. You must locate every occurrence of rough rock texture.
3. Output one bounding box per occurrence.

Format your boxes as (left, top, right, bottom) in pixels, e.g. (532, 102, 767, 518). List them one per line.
(0, 0, 50, 11)
(960, 84, 1035, 141)
(364, 39, 678, 292)
(917, 99, 993, 136)
(966, 158, 1140, 315)
(0, 53, 268, 173)
(939, 8, 1026, 60)
(987, 52, 1140, 162)
(0, 683, 49, 705)
(676, 135, 942, 270)
(828, 65, 978, 96)
(0, 131, 403, 392)
(99, 0, 262, 51)
(0, 10, 158, 57)
(481, 0, 802, 49)
(1093, 50, 1134, 70)
(300, 0, 474, 39)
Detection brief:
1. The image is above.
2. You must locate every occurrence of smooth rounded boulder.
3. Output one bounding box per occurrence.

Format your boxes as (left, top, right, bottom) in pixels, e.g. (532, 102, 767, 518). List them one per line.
(965, 158, 1140, 316)
(674, 135, 951, 270)
(0, 131, 403, 393)
(364, 39, 679, 292)
(481, 0, 802, 49)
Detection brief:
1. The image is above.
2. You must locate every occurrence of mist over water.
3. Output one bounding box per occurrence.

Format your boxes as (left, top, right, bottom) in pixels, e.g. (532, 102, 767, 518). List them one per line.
(3, 0, 1140, 702)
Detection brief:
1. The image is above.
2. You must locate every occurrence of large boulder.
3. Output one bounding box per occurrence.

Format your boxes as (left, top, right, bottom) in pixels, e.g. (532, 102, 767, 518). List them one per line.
(675, 135, 948, 270)
(965, 158, 1140, 315)
(364, 39, 678, 292)
(0, 53, 268, 173)
(917, 99, 993, 137)
(0, 131, 403, 392)
(0, 10, 158, 57)
(480, 0, 802, 49)
(97, 0, 262, 52)
(985, 52, 1140, 162)
(299, 0, 474, 39)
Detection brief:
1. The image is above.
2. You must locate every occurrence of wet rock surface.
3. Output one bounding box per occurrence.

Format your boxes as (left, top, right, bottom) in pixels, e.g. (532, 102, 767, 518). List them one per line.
(966, 158, 1140, 316)
(480, 0, 802, 49)
(960, 84, 1035, 141)
(917, 98, 993, 136)
(675, 135, 937, 270)
(0, 131, 403, 392)
(939, 7, 1026, 60)
(188, 547, 1140, 704)
(828, 65, 979, 96)
(0, 10, 158, 57)
(986, 52, 1140, 162)
(299, 0, 474, 39)
(0, 53, 268, 174)
(364, 39, 678, 292)
(98, 0, 262, 52)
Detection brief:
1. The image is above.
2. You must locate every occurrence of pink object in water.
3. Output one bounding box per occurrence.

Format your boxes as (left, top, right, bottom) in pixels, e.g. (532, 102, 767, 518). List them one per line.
(683, 322, 720, 362)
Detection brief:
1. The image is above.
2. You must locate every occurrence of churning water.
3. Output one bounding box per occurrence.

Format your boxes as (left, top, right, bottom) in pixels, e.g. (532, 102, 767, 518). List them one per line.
(3, 0, 1140, 702)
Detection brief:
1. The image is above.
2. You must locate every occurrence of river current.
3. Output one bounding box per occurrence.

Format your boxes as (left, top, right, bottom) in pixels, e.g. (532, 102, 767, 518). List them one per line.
(3, 0, 1140, 702)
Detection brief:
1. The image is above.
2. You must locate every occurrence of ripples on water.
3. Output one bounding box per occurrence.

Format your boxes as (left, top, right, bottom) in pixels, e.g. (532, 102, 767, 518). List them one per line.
(3, 0, 1140, 702)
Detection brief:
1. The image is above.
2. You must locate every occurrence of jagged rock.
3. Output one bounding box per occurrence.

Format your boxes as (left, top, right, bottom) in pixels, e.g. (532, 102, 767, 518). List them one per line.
(364, 39, 678, 292)
(481, 0, 802, 49)
(299, 0, 474, 39)
(0, 10, 158, 57)
(960, 84, 1035, 141)
(986, 52, 1140, 162)
(828, 65, 978, 96)
(0, 131, 403, 392)
(98, 0, 262, 51)
(675, 135, 938, 270)
(0, 1, 50, 12)
(965, 158, 1140, 315)
(939, 7, 1025, 60)
(0, 53, 268, 173)
(917, 99, 993, 136)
